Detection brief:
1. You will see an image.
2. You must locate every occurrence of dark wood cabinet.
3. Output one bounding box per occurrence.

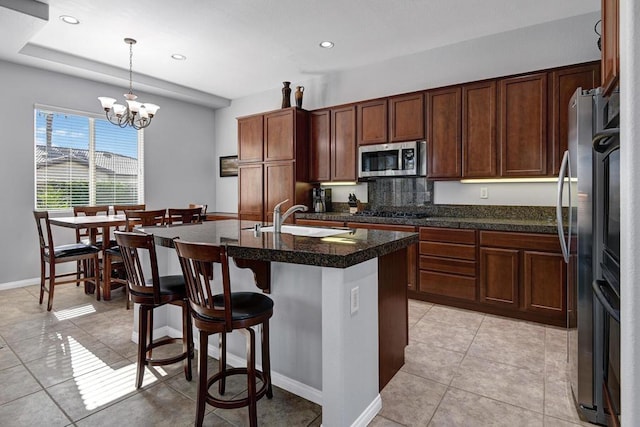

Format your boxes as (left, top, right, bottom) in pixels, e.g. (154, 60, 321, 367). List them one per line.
(347, 222, 417, 291)
(479, 230, 566, 326)
(427, 87, 462, 178)
(462, 81, 497, 177)
(389, 93, 424, 142)
(238, 114, 263, 162)
(357, 99, 387, 145)
(417, 227, 477, 301)
(238, 163, 263, 221)
(549, 63, 600, 175)
(309, 110, 331, 182)
(237, 108, 311, 221)
(601, 0, 619, 96)
(499, 73, 548, 176)
(331, 106, 357, 181)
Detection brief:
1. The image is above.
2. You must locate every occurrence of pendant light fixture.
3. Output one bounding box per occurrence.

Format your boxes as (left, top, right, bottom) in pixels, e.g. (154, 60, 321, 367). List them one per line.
(98, 38, 159, 130)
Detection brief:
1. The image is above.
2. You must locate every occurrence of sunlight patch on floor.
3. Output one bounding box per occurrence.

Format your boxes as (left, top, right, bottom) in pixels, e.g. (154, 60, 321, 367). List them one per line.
(54, 304, 97, 321)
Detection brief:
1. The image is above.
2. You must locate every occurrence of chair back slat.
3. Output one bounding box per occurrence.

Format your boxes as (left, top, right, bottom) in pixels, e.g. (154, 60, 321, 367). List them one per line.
(124, 209, 166, 231)
(113, 204, 146, 231)
(73, 205, 109, 243)
(114, 231, 162, 303)
(168, 207, 202, 225)
(33, 211, 53, 253)
(188, 203, 208, 217)
(174, 239, 233, 331)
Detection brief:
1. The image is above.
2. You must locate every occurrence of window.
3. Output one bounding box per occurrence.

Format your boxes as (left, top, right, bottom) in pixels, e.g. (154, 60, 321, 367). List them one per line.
(34, 106, 144, 210)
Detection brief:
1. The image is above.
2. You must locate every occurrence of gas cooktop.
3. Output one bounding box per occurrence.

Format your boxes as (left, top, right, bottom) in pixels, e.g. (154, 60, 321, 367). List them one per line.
(353, 210, 429, 219)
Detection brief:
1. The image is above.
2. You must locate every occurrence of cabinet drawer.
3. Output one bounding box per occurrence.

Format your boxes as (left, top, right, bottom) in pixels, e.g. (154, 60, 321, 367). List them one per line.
(419, 227, 476, 244)
(480, 231, 561, 252)
(419, 270, 476, 301)
(420, 255, 476, 277)
(419, 241, 476, 260)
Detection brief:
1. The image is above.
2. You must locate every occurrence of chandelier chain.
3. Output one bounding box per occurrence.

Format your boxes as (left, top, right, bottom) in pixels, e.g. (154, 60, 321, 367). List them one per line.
(128, 42, 133, 95)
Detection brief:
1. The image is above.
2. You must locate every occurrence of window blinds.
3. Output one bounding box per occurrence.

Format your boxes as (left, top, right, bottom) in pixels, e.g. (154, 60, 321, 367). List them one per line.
(34, 107, 144, 210)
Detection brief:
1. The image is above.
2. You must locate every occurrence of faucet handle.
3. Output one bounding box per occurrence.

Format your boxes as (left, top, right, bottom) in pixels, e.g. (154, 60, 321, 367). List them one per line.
(274, 199, 289, 212)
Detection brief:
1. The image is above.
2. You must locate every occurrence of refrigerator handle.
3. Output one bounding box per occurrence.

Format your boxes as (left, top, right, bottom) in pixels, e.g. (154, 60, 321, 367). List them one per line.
(556, 150, 571, 262)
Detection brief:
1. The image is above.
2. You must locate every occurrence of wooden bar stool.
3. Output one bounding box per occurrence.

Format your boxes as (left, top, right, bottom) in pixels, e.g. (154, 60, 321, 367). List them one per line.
(167, 207, 203, 224)
(174, 239, 273, 427)
(33, 211, 101, 311)
(115, 231, 193, 388)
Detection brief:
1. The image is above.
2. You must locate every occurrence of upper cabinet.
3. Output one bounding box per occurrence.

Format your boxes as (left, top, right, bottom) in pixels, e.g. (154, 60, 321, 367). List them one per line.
(549, 63, 600, 175)
(309, 110, 331, 182)
(389, 93, 425, 142)
(237, 114, 263, 162)
(601, 0, 619, 95)
(331, 106, 358, 181)
(357, 99, 387, 145)
(499, 73, 548, 177)
(427, 87, 461, 179)
(462, 81, 497, 178)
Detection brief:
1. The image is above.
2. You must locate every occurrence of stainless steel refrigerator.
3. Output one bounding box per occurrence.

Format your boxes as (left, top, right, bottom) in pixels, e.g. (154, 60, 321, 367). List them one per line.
(556, 88, 602, 424)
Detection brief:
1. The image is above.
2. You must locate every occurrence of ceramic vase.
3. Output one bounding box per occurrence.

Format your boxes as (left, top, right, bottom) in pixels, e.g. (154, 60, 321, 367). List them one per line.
(295, 86, 304, 108)
(281, 81, 291, 108)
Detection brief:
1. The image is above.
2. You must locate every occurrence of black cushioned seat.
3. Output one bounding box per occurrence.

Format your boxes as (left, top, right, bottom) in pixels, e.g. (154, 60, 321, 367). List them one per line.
(46, 243, 100, 258)
(207, 292, 274, 321)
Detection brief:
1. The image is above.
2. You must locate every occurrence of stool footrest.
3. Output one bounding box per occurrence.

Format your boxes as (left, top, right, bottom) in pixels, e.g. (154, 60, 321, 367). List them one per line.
(205, 367, 270, 410)
(146, 337, 189, 366)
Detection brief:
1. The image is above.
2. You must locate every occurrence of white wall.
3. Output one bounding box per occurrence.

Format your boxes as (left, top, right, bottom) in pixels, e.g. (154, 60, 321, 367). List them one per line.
(0, 60, 216, 284)
(213, 12, 600, 210)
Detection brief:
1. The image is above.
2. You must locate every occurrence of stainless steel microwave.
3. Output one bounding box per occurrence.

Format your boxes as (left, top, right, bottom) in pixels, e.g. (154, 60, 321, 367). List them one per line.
(358, 141, 426, 178)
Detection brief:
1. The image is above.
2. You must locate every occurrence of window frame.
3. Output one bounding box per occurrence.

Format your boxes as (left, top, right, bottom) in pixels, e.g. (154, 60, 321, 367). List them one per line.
(33, 104, 145, 212)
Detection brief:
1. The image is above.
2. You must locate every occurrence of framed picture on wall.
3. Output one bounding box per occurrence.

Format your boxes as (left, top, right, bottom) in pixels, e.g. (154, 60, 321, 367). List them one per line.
(219, 155, 238, 177)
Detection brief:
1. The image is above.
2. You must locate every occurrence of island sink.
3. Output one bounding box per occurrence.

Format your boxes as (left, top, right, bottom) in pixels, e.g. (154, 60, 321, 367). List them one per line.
(259, 224, 350, 237)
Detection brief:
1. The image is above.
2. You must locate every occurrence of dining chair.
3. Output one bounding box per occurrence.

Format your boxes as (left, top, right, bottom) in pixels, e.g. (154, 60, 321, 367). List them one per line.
(33, 211, 101, 311)
(167, 207, 203, 225)
(115, 231, 193, 388)
(188, 203, 208, 218)
(174, 239, 273, 427)
(73, 205, 110, 284)
(103, 208, 166, 307)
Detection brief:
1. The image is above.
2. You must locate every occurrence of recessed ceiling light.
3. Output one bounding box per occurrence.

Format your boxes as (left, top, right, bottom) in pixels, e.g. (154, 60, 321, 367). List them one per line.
(59, 15, 79, 25)
(171, 54, 187, 61)
(319, 41, 334, 49)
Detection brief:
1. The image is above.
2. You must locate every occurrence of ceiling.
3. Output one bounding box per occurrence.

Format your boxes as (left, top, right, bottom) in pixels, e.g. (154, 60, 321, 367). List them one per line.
(1, 0, 600, 108)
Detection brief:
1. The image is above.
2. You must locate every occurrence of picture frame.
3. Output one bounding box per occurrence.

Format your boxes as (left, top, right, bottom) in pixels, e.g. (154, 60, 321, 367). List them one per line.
(219, 155, 238, 177)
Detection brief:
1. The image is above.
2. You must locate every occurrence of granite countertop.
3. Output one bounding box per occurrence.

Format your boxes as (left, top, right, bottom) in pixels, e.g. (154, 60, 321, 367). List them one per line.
(140, 219, 418, 269)
(296, 212, 561, 234)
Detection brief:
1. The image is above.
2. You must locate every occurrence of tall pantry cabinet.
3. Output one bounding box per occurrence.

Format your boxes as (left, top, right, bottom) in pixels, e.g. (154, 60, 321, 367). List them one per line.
(237, 107, 311, 222)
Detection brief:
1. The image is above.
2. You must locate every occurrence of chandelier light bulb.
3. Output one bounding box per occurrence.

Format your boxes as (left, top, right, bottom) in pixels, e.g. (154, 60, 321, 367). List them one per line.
(97, 38, 159, 130)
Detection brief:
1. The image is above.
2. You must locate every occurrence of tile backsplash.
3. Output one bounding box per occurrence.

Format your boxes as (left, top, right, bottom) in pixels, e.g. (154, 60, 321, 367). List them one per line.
(367, 177, 434, 209)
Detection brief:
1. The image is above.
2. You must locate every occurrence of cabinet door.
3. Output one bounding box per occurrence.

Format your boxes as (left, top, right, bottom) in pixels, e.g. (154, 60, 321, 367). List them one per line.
(309, 110, 331, 182)
(263, 161, 295, 223)
(601, 0, 619, 95)
(427, 87, 462, 178)
(499, 73, 548, 176)
(264, 109, 295, 162)
(358, 99, 387, 145)
(462, 81, 497, 177)
(550, 63, 600, 175)
(523, 251, 566, 319)
(238, 115, 263, 162)
(238, 164, 263, 221)
(389, 93, 424, 142)
(331, 106, 357, 181)
(479, 247, 519, 308)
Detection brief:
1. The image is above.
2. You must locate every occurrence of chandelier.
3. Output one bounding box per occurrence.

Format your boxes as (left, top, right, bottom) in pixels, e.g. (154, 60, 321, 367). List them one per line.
(98, 38, 159, 130)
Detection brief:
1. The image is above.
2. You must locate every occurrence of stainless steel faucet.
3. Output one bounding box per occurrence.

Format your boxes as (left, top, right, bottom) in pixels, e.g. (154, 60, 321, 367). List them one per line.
(273, 199, 308, 233)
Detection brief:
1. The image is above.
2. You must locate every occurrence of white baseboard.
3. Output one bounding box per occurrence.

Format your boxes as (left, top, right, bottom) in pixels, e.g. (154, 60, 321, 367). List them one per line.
(349, 394, 382, 427)
(0, 277, 39, 291)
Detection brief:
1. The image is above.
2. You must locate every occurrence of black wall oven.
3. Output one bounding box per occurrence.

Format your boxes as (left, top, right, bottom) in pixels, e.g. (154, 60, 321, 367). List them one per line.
(592, 91, 620, 426)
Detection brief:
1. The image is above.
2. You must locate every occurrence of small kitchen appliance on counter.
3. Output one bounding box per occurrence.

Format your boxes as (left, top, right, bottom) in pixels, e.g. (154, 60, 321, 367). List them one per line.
(312, 188, 332, 213)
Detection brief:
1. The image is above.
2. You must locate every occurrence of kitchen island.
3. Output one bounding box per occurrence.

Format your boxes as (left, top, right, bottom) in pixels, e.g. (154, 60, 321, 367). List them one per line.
(139, 220, 418, 427)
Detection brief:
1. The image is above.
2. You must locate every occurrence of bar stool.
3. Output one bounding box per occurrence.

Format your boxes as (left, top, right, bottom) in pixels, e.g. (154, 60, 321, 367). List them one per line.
(167, 207, 203, 224)
(174, 239, 273, 427)
(114, 231, 193, 388)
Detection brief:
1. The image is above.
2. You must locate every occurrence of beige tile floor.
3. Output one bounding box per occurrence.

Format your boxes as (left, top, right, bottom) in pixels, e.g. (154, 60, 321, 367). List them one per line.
(0, 284, 592, 426)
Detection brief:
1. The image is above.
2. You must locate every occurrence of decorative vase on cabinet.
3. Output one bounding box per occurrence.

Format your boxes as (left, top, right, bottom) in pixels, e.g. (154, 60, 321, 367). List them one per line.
(295, 86, 304, 108)
(282, 81, 292, 108)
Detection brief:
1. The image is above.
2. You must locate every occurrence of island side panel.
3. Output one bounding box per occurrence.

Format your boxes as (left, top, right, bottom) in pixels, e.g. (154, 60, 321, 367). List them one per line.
(378, 247, 409, 390)
(322, 259, 381, 427)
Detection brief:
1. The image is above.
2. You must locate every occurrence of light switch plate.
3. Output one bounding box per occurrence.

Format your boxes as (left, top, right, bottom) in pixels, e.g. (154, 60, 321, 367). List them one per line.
(480, 187, 489, 199)
(350, 287, 359, 315)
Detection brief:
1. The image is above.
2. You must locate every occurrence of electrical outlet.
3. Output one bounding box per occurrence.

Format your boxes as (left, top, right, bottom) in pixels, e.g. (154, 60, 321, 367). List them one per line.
(350, 287, 359, 315)
(480, 187, 489, 199)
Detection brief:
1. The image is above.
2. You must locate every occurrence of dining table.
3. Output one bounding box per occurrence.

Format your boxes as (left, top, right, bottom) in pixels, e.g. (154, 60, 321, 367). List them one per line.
(48, 214, 127, 299)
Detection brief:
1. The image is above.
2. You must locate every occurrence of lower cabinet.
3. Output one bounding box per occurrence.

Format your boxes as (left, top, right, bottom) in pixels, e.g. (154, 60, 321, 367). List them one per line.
(479, 231, 566, 326)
